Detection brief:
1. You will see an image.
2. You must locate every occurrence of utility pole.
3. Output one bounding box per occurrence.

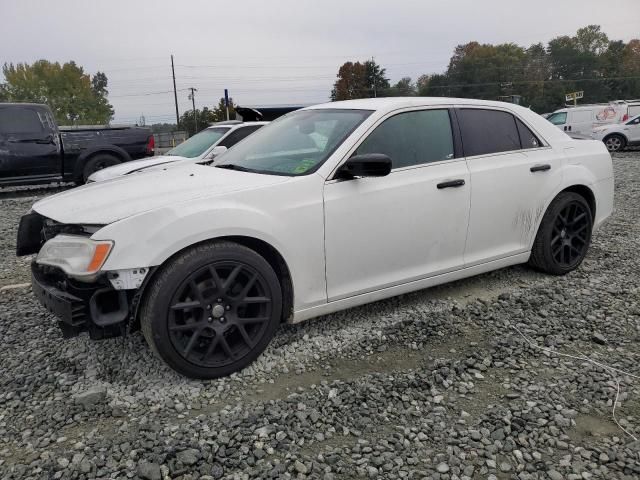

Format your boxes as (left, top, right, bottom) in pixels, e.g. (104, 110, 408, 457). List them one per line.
(188, 87, 198, 132)
(224, 89, 230, 121)
(371, 56, 377, 98)
(171, 55, 180, 127)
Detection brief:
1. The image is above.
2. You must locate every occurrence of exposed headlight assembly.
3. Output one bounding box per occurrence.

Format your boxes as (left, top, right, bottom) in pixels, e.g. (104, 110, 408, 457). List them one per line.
(36, 235, 113, 278)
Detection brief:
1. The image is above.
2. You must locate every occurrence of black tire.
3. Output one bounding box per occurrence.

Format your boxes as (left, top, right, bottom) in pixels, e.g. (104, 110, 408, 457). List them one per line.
(140, 241, 282, 379)
(528, 192, 593, 275)
(603, 134, 626, 152)
(82, 154, 121, 182)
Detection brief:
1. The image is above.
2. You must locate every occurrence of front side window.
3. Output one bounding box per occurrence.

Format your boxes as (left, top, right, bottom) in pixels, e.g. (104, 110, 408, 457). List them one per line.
(166, 127, 230, 158)
(457, 109, 521, 157)
(547, 112, 567, 125)
(215, 109, 372, 176)
(626, 116, 640, 125)
(356, 109, 454, 168)
(0, 107, 44, 134)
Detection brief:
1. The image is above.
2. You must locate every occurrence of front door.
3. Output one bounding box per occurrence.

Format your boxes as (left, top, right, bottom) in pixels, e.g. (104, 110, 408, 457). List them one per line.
(623, 116, 640, 143)
(0, 105, 60, 180)
(324, 108, 470, 301)
(457, 107, 564, 266)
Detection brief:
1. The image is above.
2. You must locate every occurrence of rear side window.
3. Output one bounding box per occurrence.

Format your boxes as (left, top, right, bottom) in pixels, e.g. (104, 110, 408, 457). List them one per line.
(0, 107, 45, 134)
(457, 109, 520, 157)
(515, 118, 541, 149)
(218, 125, 263, 148)
(356, 109, 454, 169)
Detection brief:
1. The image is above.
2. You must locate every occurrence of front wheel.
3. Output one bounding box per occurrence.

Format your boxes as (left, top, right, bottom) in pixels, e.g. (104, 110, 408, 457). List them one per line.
(528, 192, 593, 275)
(140, 241, 282, 379)
(603, 134, 626, 152)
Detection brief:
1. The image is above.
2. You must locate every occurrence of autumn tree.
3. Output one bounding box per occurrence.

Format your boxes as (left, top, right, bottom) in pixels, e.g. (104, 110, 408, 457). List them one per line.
(0, 60, 114, 124)
(420, 25, 638, 112)
(331, 60, 390, 100)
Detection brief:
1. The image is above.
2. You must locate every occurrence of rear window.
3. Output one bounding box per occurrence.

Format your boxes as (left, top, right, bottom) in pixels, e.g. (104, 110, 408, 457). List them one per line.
(457, 109, 521, 157)
(547, 112, 567, 125)
(0, 107, 45, 134)
(218, 125, 263, 148)
(515, 118, 541, 149)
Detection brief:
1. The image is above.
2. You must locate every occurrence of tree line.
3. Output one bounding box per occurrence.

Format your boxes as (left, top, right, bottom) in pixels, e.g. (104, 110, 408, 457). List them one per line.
(331, 25, 640, 113)
(0, 60, 114, 125)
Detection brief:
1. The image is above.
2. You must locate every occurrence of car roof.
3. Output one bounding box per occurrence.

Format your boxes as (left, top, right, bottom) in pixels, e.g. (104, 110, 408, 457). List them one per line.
(207, 121, 268, 130)
(305, 97, 532, 113)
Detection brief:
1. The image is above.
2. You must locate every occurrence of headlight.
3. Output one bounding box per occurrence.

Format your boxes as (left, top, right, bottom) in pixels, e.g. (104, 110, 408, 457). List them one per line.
(36, 235, 113, 277)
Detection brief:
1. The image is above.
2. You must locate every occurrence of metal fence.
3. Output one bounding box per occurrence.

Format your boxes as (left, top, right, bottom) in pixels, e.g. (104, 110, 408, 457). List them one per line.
(153, 131, 188, 154)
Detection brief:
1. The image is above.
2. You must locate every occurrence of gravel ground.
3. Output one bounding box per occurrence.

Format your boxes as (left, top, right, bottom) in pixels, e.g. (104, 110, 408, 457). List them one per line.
(0, 154, 638, 479)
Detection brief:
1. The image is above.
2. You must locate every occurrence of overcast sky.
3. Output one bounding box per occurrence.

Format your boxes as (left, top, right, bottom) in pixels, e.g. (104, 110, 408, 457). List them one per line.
(2, 0, 639, 124)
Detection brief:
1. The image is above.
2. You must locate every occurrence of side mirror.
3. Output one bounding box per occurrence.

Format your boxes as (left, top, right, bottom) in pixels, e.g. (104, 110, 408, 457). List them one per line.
(208, 145, 228, 158)
(336, 153, 392, 179)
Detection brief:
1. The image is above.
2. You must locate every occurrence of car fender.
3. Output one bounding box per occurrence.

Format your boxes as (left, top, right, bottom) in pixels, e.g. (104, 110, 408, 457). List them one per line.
(527, 162, 606, 250)
(92, 176, 327, 311)
(602, 129, 628, 142)
(96, 204, 289, 270)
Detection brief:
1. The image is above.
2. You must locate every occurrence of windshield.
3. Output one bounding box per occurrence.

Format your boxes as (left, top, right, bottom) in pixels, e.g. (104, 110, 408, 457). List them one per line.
(166, 127, 230, 158)
(215, 109, 372, 175)
(547, 112, 567, 125)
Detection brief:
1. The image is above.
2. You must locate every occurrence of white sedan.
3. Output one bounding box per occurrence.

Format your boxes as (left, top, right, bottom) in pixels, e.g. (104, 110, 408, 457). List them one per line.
(18, 98, 614, 378)
(590, 114, 640, 152)
(87, 121, 267, 183)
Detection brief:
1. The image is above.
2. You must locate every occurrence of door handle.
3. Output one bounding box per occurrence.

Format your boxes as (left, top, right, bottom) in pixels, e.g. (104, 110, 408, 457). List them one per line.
(530, 164, 551, 172)
(437, 179, 465, 189)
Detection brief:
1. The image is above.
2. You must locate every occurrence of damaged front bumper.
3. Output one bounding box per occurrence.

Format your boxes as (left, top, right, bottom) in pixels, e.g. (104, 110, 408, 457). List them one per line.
(31, 262, 133, 340)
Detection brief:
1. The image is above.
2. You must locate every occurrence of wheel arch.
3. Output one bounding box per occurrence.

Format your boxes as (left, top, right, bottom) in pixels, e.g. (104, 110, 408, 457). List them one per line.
(528, 182, 597, 251)
(73, 146, 130, 181)
(560, 184, 596, 218)
(131, 235, 295, 331)
(602, 131, 628, 145)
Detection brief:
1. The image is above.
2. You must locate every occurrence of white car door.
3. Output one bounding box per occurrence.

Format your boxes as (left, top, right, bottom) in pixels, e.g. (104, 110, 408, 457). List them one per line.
(324, 108, 470, 301)
(623, 116, 640, 142)
(458, 107, 563, 266)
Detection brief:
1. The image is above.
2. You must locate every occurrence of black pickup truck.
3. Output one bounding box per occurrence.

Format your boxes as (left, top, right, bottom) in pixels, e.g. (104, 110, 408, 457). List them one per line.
(0, 103, 154, 186)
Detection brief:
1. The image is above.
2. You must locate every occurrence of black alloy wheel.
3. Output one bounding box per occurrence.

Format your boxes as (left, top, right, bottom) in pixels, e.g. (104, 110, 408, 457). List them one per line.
(168, 262, 273, 368)
(141, 241, 282, 379)
(550, 202, 590, 268)
(529, 192, 593, 275)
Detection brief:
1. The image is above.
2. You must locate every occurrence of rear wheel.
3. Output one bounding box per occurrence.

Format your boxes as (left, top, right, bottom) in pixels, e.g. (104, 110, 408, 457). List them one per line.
(140, 241, 282, 379)
(603, 134, 626, 152)
(82, 154, 121, 182)
(528, 192, 593, 275)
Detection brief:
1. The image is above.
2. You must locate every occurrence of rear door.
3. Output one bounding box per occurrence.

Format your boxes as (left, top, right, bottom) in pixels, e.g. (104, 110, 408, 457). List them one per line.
(0, 105, 60, 180)
(459, 107, 563, 266)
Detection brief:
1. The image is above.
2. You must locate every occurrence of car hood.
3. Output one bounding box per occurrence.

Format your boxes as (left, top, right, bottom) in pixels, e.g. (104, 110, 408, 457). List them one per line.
(88, 155, 189, 182)
(33, 164, 291, 224)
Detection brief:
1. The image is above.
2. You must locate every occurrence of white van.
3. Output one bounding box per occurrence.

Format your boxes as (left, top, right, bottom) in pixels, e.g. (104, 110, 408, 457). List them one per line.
(546, 102, 630, 135)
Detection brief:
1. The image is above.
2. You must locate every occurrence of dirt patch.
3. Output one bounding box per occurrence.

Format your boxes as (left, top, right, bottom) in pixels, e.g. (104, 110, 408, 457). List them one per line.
(569, 414, 622, 442)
